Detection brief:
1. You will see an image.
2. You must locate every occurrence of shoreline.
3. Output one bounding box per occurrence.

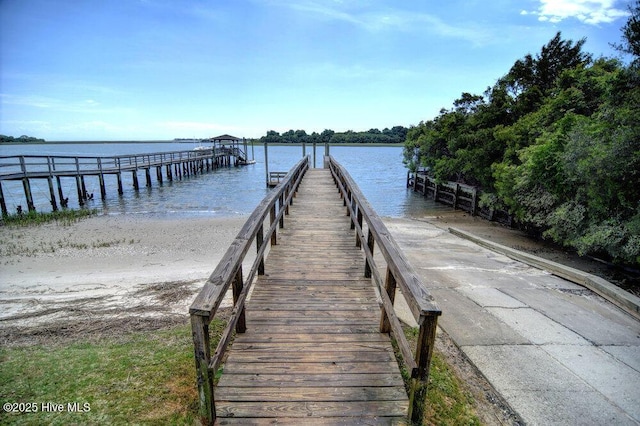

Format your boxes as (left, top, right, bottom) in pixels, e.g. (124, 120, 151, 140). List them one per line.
(1, 209, 637, 335)
(0, 214, 247, 331)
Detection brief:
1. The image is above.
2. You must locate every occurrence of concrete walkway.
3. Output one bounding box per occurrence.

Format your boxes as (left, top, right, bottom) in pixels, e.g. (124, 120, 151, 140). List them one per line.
(385, 217, 640, 425)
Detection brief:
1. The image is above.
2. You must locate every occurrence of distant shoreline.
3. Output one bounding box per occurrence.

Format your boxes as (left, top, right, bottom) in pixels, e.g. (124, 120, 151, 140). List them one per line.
(1, 141, 405, 147)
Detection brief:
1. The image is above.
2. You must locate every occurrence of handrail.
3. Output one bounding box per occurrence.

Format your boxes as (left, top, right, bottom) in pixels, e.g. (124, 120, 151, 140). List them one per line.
(328, 155, 441, 423)
(189, 156, 309, 425)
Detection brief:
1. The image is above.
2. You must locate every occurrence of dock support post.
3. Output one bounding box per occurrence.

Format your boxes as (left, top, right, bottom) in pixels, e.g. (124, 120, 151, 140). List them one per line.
(75, 176, 84, 206)
(313, 142, 317, 168)
(46, 157, 58, 211)
(97, 161, 106, 200)
(80, 176, 88, 200)
(47, 177, 58, 211)
(117, 173, 123, 195)
(132, 171, 139, 190)
(0, 182, 8, 216)
(166, 164, 173, 181)
(145, 168, 152, 187)
(264, 142, 269, 187)
(56, 176, 64, 202)
(156, 166, 163, 185)
(19, 156, 35, 211)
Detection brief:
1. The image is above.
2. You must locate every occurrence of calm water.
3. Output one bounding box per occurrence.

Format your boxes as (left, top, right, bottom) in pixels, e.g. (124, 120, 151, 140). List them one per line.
(0, 143, 445, 218)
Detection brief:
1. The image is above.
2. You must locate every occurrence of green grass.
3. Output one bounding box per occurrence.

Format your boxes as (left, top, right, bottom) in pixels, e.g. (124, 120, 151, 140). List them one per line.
(401, 327, 482, 426)
(0, 322, 224, 425)
(1, 322, 480, 425)
(1, 209, 97, 227)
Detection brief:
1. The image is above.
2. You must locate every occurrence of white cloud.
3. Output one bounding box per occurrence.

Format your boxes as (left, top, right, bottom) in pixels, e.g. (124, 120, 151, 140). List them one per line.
(523, 0, 629, 25)
(266, 0, 490, 44)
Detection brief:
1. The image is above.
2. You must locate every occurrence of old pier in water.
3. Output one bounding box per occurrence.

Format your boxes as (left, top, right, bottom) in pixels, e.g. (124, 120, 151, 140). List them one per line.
(0, 135, 252, 216)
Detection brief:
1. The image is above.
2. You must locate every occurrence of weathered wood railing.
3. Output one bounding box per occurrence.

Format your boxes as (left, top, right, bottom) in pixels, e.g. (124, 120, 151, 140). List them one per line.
(330, 156, 442, 423)
(407, 171, 478, 214)
(407, 170, 515, 225)
(189, 156, 309, 424)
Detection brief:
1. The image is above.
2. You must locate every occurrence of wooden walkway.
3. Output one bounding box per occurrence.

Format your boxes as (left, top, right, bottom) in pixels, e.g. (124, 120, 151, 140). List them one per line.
(214, 169, 409, 424)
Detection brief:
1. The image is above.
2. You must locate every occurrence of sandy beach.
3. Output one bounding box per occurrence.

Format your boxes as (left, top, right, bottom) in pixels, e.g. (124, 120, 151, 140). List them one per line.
(1, 209, 634, 346)
(0, 214, 247, 343)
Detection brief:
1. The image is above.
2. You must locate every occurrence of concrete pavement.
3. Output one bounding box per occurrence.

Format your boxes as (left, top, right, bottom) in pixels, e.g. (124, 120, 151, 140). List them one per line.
(385, 217, 640, 425)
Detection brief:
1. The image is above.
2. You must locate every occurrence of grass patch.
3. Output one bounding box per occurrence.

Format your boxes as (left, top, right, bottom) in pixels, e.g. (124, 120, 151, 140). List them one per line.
(401, 326, 481, 426)
(1, 320, 480, 425)
(1, 209, 97, 227)
(0, 321, 225, 425)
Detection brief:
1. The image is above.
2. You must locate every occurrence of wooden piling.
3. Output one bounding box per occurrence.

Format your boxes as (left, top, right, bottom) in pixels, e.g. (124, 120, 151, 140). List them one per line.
(47, 176, 58, 211)
(56, 176, 64, 202)
(0, 182, 7, 216)
(132, 171, 139, 190)
(75, 175, 84, 206)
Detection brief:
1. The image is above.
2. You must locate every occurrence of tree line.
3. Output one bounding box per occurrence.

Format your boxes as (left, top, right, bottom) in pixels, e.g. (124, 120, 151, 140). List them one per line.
(403, 4, 640, 266)
(259, 126, 408, 145)
(1, 134, 46, 143)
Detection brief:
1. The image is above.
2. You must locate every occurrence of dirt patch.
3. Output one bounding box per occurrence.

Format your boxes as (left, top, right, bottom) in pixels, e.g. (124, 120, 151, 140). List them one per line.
(0, 315, 188, 347)
(134, 280, 201, 304)
(0, 278, 224, 347)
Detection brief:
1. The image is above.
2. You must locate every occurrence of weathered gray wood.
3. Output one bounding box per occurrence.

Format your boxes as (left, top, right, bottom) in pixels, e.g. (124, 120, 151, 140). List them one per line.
(328, 157, 441, 424)
(191, 314, 214, 424)
(214, 168, 409, 423)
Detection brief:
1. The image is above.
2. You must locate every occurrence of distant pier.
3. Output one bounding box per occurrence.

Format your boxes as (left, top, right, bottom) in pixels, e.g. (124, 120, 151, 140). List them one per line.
(0, 137, 253, 216)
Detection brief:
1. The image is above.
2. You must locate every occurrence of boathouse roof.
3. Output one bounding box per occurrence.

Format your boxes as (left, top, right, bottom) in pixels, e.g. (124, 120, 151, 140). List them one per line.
(211, 134, 241, 141)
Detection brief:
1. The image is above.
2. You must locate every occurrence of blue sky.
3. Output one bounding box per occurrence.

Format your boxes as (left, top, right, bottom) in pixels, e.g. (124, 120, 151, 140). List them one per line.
(0, 0, 632, 141)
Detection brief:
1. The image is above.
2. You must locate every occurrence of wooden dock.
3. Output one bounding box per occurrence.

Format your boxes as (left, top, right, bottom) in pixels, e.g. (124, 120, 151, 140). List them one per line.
(0, 144, 250, 215)
(216, 169, 409, 423)
(190, 156, 441, 425)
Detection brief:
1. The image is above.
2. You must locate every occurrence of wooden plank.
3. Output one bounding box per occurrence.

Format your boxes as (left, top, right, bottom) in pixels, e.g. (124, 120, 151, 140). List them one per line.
(215, 386, 407, 402)
(231, 333, 391, 343)
(218, 373, 404, 388)
(217, 416, 408, 425)
(216, 401, 409, 419)
(229, 341, 393, 352)
(226, 351, 395, 363)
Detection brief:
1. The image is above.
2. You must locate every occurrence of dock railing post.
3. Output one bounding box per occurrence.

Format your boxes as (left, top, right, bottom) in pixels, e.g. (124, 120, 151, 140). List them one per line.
(409, 312, 439, 423)
(191, 314, 215, 425)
